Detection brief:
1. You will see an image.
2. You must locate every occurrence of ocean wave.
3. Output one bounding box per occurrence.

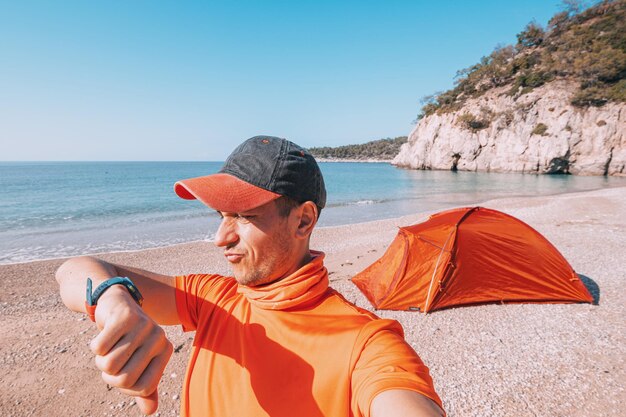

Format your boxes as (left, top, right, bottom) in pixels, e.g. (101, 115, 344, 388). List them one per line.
(1, 208, 215, 234)
(325, 199, 386, 208)
(0, 236, 203, 265)
(323, 197, 427, 208)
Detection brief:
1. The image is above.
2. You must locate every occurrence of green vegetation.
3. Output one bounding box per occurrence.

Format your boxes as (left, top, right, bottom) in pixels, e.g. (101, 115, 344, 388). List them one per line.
(308, 136, 407, 160)
(457, 113, 490, 131)
(532, 123, 549, 135)
(417, 0, 626, 121)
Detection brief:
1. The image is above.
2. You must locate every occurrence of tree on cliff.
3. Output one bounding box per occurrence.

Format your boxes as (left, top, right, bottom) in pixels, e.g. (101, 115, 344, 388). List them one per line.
(307, 137, 408, 161)
(417, 0, 626, 120)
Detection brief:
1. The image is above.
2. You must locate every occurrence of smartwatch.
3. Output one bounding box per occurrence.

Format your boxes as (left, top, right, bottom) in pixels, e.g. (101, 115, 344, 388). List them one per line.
(85, 277, 144, 322)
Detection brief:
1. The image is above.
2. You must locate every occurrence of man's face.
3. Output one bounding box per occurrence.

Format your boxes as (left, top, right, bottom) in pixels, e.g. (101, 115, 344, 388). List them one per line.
(214, 200, 299, 286)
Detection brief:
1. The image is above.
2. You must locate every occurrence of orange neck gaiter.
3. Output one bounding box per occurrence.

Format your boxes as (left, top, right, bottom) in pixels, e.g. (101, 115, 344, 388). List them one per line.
(237, 251, 329, 310)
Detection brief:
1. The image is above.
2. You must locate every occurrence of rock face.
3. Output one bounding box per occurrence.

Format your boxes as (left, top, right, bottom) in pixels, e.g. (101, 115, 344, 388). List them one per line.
(393, 81, 626, 175)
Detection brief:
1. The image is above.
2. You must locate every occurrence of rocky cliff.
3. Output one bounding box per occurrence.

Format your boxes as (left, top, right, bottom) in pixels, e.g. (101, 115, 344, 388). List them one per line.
(392, 80, 625, 175)
(393, 0, 626, 176)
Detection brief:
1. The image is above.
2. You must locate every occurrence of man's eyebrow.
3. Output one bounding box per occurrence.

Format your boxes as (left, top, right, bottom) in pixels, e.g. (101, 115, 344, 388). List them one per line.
(216, 210, 259, 218)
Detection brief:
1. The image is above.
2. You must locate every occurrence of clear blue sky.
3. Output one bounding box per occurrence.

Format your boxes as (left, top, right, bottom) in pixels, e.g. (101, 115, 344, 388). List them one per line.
(1, 0, 573, 161)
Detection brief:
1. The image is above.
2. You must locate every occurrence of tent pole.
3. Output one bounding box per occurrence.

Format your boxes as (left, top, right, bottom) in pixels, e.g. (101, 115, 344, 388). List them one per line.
(424, 229, 455, 312)
(424, 207, 478, 311)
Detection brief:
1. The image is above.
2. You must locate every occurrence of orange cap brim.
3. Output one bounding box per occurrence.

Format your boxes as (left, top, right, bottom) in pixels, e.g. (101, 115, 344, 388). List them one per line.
(174, 173, 281, 212)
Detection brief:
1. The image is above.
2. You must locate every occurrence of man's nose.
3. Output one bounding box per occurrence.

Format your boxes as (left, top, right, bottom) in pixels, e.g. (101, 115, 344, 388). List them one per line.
(214, 218, 239, 248)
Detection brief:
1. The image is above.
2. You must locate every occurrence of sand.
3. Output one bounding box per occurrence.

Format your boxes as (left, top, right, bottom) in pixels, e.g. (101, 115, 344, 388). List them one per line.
(1, 186, 624, 417)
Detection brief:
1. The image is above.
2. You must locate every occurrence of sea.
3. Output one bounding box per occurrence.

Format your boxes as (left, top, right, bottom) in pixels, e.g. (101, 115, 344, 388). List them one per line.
(1, 161, 624, 265)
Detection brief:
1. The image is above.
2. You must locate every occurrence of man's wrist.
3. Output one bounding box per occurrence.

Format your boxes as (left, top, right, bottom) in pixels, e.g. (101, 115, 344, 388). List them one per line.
(97, 284, 135, 301)
(85, 277, 144, 322)
(95, 283, 137, 308)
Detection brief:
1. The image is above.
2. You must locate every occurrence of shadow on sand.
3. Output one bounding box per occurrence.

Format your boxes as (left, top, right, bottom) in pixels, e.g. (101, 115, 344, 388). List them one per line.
(578, 274, 600, 305)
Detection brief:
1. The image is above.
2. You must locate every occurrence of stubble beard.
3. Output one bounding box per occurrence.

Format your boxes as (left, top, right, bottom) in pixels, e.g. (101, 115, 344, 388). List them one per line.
(232, 230, 293, 287)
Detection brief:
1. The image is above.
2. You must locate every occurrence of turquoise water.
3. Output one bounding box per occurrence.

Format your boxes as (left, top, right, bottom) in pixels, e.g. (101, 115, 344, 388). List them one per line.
(1, 161, 624, 264)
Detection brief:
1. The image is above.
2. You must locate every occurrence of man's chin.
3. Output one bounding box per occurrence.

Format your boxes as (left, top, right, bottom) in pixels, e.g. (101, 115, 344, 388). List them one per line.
(233, 272, 277, 287)
(236, 277, 262, 287)
(230, 269, 259, 286)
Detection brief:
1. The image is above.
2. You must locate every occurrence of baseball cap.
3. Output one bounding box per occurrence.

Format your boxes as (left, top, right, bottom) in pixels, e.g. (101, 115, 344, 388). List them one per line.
(174, 136, 326, 213)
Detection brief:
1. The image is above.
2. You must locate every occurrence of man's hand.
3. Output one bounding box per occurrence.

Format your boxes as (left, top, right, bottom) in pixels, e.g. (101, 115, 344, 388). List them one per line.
(371, 389, 445, 417)
(90, 285, 173, 415)
(55, 256, 178, 414)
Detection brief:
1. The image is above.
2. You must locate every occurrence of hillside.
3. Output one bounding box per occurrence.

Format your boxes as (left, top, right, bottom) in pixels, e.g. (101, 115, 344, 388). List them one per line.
(418, 0, 625, 118)
(308, 136, 407, 161)
(394, 0, 625, 176)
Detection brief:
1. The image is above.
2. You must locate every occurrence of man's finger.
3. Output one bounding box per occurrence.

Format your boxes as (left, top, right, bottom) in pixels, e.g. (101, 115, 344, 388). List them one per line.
(93, 325, 151, 375)
(105, 339, 172, 397)
(135, 390, 159, 415)
(90, 315, 132, 355)
(100, 332, 165, 389)
(129, 342, 173, 396)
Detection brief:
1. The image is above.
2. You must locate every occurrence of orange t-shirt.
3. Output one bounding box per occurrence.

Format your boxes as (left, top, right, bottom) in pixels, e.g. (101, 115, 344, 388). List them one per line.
(175, 252, 443, 417)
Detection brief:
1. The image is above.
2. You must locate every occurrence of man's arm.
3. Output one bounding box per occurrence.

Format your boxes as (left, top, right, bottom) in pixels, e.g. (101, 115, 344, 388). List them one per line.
(351, 321, 445, 417)
(55, 255, 179, 324)
(371, 389, 445, 417)
(55, 256, 177, 415)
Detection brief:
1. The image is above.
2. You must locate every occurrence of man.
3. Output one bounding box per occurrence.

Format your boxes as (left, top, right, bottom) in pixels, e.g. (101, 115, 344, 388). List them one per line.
(55, 136, 445, 416)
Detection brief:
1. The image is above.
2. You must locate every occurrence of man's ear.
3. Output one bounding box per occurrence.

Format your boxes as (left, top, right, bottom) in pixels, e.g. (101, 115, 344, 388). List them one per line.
(294, 201, 317, 240)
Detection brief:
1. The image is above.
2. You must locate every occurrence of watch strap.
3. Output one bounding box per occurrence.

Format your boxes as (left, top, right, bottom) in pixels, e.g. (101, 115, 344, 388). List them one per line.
(85, 277, 143, 322)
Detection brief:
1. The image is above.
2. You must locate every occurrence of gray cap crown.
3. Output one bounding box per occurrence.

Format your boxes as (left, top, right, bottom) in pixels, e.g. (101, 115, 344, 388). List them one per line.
(220, 136, 326, 209)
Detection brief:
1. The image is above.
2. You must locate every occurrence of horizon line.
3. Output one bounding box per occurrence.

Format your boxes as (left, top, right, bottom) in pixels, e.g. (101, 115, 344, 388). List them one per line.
(0, 160, 226, 163)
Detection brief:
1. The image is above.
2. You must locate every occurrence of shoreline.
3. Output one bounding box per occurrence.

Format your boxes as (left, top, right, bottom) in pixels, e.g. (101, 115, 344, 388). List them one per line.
(4, 185, 625, 268)
(4, 157, 626, 266)
(1, 186, 625, 416)
(317, 158, 392, 163)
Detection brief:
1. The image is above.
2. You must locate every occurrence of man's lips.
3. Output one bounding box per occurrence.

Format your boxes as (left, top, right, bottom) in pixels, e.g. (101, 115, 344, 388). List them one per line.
(224, 252, 244, 262)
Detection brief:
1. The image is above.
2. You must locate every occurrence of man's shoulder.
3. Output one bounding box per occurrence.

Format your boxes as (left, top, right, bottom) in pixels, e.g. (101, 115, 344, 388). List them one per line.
(322, 288, 380, 320)
(176, 273, 239, 299)
(320, 288, 403, 333)
(314, 288, 406, 351)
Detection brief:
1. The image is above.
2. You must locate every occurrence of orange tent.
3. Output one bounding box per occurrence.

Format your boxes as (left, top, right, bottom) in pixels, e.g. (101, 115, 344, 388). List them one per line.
(351, 207, 593, 312)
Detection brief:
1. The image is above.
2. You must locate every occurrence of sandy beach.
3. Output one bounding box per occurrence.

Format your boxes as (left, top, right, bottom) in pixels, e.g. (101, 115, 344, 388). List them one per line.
(1, 186, 624, 417)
